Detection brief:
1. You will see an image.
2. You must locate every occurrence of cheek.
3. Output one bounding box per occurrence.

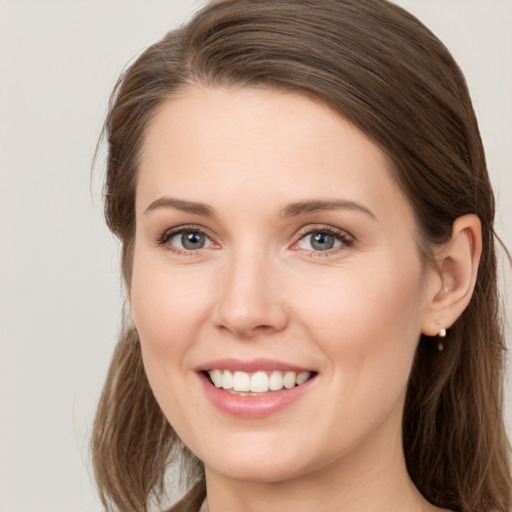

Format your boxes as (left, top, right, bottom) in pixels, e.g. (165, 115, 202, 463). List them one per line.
(284, 259, 425, 460)
(130, 251, 211, 355)
(129, 281, 210, 451)
(295, 255, 425, 395)
(129, 251, 211, 429)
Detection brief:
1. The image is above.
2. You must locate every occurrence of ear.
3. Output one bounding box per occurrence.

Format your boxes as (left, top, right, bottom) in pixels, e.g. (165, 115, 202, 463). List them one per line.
(421, 214, 482, 336)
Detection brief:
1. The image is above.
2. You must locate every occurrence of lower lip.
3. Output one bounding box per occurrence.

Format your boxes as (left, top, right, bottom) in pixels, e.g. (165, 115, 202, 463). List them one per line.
(198, 372, 317, 418)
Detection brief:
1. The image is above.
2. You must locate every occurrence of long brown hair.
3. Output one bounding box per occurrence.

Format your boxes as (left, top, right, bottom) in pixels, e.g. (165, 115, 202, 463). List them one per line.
(92, 1, 511, 511)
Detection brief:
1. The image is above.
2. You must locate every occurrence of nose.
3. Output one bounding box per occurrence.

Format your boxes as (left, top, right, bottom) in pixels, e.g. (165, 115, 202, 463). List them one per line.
(213, 249, 288, 339)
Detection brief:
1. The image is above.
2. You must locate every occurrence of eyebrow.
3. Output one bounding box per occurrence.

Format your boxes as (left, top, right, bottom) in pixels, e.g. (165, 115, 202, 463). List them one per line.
(144, 196, 376, 220)
(280, 199, 376, 219)
(144, 197, 215, 217)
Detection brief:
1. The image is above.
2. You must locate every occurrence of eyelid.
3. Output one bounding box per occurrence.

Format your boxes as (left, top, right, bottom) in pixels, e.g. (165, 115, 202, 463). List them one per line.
(291, 224, 355, 254)
(153, 223, 354, 256)
(154, 224, 218, 254)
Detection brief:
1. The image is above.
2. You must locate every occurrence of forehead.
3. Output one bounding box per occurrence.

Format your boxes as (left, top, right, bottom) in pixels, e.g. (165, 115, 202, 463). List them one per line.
(136, 86, 411, 223)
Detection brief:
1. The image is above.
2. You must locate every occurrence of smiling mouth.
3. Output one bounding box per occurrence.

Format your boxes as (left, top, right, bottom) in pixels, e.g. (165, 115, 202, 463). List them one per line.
(204, 369, 316, 395)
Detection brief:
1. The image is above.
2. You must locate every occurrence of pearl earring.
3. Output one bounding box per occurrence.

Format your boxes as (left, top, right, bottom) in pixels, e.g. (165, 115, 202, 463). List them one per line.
(437, 322, 447, 351)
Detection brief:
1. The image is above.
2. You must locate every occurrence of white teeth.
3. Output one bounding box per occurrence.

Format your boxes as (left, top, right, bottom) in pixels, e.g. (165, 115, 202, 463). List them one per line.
(250, 371, 269, 392)
(207, 369, 312, 393)
(283, 371, 296, 389)
(269, 370, 284, 391)
(221, 370, 233, 390)
(296, 371, 310, 385)
(211, 369, 222, 388)
(233, 371, 250, 392)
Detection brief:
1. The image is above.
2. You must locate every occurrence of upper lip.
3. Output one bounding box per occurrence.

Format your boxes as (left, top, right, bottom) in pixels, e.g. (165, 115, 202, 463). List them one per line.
(195, 358, 314, 373)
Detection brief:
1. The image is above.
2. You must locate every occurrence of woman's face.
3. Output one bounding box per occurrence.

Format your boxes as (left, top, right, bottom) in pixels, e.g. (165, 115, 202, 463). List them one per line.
(131, 87, 436, 482)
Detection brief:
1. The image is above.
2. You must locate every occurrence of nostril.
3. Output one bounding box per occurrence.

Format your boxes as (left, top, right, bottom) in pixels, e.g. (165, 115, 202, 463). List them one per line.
(219, 323, 283, 339)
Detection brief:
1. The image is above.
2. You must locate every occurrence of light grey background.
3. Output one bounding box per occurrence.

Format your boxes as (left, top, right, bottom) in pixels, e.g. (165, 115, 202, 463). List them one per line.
(0, 1, 510, 511)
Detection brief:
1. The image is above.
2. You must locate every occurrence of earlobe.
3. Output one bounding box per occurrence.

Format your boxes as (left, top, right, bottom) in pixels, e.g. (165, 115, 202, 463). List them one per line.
(421, 214, 482, 336)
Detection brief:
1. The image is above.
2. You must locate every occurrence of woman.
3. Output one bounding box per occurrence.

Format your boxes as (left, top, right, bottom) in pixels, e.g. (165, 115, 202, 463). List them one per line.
(91, 0, 511, 511)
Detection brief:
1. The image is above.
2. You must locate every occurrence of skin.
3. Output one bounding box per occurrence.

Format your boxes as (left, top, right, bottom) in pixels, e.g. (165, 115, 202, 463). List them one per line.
(130, 86, 480, 511)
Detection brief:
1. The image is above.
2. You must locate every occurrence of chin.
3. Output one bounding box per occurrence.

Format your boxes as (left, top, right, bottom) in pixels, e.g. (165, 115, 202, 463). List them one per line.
(206, 455, 309, 484)
(197, 432, 319, 484)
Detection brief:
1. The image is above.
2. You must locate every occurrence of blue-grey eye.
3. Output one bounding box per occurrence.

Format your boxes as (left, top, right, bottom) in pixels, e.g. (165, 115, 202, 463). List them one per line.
(297, 231, 343, 251)
(170, 231, 209, 250)
(311, 232, 335, 250)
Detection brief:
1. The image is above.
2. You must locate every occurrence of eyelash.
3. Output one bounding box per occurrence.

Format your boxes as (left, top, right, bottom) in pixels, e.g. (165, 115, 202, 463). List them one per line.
(154, 224, 213, 255)
(154, 224, 354, 256)
(293, 225, 354, 256)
